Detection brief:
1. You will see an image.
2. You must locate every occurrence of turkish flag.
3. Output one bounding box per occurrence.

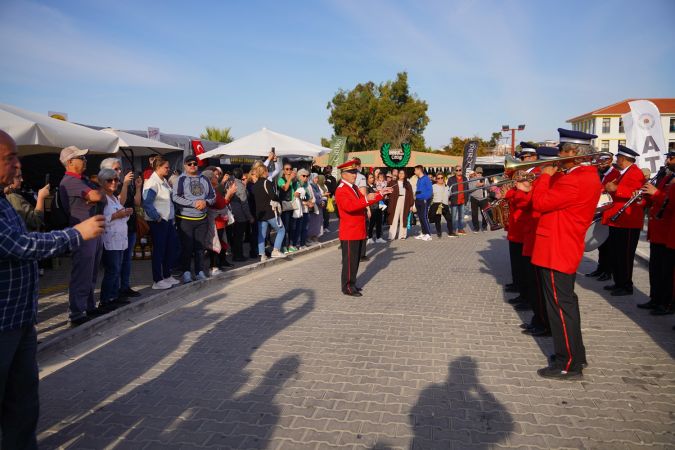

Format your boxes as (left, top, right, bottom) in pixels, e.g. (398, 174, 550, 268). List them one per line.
(191, 140, 206, 167)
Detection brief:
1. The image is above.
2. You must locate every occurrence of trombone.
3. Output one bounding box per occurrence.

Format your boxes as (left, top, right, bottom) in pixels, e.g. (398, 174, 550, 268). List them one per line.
(451, 152, 613, 196)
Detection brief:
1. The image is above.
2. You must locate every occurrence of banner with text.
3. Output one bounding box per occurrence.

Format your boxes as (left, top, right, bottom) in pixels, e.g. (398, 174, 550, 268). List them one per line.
(461, 140, 479, 175)
(327, 136, 347, 178)
(622, 100, 667, 173)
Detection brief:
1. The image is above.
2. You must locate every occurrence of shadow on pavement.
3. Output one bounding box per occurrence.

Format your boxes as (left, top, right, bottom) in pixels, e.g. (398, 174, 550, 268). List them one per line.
(408, 356, 514, 449)
(358, 242, 413, 288)
(38, 288, 315, 449)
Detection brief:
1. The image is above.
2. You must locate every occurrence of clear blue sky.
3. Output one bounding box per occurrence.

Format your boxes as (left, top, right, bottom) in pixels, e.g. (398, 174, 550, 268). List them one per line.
(1, 0, 674, 148)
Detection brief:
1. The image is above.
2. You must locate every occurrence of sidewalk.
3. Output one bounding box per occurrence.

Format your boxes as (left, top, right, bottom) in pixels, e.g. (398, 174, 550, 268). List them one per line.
(36, 221, 339, 346)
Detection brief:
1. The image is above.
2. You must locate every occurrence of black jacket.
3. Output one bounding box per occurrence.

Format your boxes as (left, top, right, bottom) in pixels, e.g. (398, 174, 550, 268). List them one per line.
(252, 178, 279, 221)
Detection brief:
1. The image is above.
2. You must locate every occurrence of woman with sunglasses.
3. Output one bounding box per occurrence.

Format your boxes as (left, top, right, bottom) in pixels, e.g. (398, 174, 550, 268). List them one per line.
(97, 168, 133, 310)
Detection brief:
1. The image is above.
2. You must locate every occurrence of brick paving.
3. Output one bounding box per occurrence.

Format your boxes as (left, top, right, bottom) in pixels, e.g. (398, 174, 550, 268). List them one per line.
(36, 230, 675, 449)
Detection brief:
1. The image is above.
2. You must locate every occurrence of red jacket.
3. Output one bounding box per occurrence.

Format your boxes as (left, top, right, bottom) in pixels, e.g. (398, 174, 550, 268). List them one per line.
(504, 188, 528, 244)
(602, 164, 646, 229)
(531, 166, 602, 274)
(601, 166, 620, 185)
(662, 182, 675, 250)
(646, 173, 674, 245)
(335, 180, 382, 240)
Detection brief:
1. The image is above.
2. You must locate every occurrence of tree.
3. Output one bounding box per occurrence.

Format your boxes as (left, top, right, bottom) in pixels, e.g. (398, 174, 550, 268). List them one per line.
(440, 135, 496, 156)
(326, 72, 429, 152)
(201, 126, 234, 143)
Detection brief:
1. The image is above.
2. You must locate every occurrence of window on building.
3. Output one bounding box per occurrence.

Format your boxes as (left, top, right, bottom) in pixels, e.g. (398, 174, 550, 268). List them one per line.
(669, 141, 675, 151)
(602, 118, 610, 134)
(619, 118, 624, 133)
(670, 117, 675, 133)
(601, 140, 609, 151)
(619, 140, 626, 147)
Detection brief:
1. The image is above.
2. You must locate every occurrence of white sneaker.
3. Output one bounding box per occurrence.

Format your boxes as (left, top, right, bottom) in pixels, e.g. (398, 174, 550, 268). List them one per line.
(164, 276, 181, 286)
(376, 238, 387, 244)
(152, 279, 172, 290)
(423, 234, 432, 241)
(367, 238, 375, 244)
(414, 234, 424, 240)
(182, 271, 193, 284)
(196, 271, 207, 281)
(210, 267, 222, 276)
(270, 249, 285, 258)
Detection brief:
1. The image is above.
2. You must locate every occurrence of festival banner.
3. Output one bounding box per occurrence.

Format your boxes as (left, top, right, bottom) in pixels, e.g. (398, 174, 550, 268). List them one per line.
(327, 135, 347, 178)
(147, 127, 160, 141)
(461, 140, 479, 175)
(622, 100, 667, 173)
(191, 139, 207, 167)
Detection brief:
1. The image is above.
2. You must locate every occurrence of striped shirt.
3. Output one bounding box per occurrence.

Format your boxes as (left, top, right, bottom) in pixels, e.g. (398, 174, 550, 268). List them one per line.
(0, 194, 81, 332)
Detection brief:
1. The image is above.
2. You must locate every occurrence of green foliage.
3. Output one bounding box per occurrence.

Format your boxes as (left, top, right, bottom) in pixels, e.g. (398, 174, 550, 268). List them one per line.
(440, 135, 496, 156)
(327, 72, 429, 152)
(201, 126, 234, 143)
(320, 137, 332, 148)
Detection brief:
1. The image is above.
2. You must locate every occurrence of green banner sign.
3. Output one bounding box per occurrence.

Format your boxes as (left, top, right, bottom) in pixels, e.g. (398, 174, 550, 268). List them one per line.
(381, 143, 412, 168)
(327, 136, 347, 168)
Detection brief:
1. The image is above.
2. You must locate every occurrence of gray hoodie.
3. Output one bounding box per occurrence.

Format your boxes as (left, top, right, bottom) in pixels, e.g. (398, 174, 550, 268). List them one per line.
(172, 174, 215, 219)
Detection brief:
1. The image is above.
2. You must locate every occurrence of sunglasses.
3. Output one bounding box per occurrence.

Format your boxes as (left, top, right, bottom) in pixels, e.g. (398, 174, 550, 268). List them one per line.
(106, 178, 120, 183)
(185, 162, 198, 167)
(71, 156, 87, 161)
(299, 175, 308, 177)
(284, 168, 292, 171)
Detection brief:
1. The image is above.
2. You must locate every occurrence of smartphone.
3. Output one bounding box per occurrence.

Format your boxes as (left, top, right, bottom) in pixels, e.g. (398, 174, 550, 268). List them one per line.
(271, 147, 276, 154)
(45, 173, 50, 186)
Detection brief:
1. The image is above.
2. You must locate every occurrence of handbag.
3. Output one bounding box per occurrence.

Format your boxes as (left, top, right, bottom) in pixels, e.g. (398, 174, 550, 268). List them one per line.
(136, 210, 150, 238)
(326, 196, 335, 213)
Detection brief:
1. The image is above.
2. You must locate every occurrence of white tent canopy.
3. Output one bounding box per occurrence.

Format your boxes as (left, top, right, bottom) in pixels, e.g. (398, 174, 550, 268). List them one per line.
(0, 103, 119, 155)
(198, 127, 330, 160)
(100, 128, 181, 155)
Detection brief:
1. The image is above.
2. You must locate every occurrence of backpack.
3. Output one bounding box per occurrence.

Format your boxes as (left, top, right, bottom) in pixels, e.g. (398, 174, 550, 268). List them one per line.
(48, 186, 70, 230)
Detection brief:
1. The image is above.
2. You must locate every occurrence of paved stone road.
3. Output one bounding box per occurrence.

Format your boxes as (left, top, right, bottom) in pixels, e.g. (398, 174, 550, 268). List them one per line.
(37, 231, 675, 449)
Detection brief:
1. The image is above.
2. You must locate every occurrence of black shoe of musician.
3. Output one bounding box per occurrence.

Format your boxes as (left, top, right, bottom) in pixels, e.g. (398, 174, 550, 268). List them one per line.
(651, 306, 675, 316)
(522, 327, 551, 337)
(537, 366, 583, 380)
(603, 284, 618, 291)
(505, 285, 519, 293)
(343, 291, 363, 297)
(514, 303, 532, 311)
(549, 354, 588, 368)
(355, 286, 363, 292)
(507, 295, 526, 305)
(519, 323, 533, 330)
(610, 287, 633, 296)
(597, 273, 612, 282)
(637, 300, 658, 310)
(585, 269, 603, 277)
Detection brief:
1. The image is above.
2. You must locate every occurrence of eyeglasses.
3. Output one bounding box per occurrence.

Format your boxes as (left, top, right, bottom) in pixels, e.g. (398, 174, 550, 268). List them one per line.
(185, 162, 198, 167)
(284, 168, 292, 171)
(299, 175, 308, 178)
(106, 178, 120, 184)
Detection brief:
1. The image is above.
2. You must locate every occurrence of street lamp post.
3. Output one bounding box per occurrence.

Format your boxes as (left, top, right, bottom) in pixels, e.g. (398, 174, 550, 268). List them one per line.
(501, 124, 526, 156)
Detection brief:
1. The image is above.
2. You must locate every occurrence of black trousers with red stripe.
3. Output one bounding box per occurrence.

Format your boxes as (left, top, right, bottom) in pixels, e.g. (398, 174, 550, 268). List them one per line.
(608, 227, 641, 289)
(524, 256, 549, 330)
(536, 266, 586, 372)
(508, 241, 524, 290)
(341, 239, 364, 294)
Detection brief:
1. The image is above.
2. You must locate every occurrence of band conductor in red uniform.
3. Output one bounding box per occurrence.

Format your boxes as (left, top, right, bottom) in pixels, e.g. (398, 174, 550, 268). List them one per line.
(334, 159, 392, 296)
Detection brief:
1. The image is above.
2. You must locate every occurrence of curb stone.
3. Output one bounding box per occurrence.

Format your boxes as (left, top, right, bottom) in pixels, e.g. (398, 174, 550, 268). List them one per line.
(37, 238, 340, 359)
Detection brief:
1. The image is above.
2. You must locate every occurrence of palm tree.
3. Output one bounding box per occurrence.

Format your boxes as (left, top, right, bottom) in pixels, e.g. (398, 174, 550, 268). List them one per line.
(201, 126, 234, 143)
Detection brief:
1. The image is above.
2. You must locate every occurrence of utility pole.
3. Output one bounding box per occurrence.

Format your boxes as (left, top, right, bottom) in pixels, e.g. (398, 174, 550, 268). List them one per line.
(501, 124, 526, 156)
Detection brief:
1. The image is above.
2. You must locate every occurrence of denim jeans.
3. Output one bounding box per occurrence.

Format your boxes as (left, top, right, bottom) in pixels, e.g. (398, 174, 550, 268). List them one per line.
(101, 248, 124, 302)
(281, 210, 296, 248)
(120, 231, 136, 291)
(293, 212, 309, 246)
(258, 217, 285, 254)
(149, 219, 178, 282)
(451, 204, 465, 231)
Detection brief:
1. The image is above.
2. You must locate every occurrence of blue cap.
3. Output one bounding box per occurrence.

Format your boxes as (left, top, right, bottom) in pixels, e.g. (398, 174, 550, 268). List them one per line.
(558, 128, 597, 145)
(665, 151, 675, 158)
(617, 145, 639, 159)
(519, 142, 537, 155)
(537, 146, 560, 160)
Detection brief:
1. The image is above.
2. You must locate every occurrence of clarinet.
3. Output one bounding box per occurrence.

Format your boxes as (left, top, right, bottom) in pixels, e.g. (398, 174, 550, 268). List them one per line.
(655, 171, 673, 219)
(610, 166, 667, 222)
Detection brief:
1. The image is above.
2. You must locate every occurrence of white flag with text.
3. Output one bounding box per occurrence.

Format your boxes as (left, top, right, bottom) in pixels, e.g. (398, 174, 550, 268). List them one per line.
(622, 100, 666, 173)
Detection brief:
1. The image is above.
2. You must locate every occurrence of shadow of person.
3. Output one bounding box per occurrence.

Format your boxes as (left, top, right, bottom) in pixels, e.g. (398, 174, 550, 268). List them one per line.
(357, 244, 413, 287)
(410, 356, 513, 449)
(38, 288, 315, 449)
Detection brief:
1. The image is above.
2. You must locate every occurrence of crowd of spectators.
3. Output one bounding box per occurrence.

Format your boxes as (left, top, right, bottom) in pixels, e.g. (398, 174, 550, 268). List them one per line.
(6, 145, 495, 327)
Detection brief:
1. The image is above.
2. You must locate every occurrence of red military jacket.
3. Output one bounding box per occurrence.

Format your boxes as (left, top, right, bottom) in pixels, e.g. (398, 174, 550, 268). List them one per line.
(646, 173, 674, 245)
(335, 180, 382, 241)
(504, 188, 528, 244)
(601, 163, 646, 229)
(601, 166, 619, 185)
(531, 165, 602, 274)
(663, 182, 675, 250)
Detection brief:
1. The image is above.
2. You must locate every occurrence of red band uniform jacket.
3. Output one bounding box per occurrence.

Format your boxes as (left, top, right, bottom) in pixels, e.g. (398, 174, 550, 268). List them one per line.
(646, 173, 674, 245)
(531, 166, 602, 274)
(335, 181, 382, 240)
(601, 164, 646, 229)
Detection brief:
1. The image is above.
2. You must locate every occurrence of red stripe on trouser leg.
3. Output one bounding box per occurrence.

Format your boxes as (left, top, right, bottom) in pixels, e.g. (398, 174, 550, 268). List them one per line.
(550, 270, 573, 372)
(347, 241, 352, 294)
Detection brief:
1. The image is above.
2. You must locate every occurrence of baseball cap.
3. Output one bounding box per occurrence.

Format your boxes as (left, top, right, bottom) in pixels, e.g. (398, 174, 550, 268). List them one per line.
(184, 155, 198, 165)
(59, 146, 89, 166)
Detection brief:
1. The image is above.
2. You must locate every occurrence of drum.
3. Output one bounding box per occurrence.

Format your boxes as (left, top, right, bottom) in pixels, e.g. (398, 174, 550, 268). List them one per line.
(584, 192, 613, 252)
(481, 199, 509, 231)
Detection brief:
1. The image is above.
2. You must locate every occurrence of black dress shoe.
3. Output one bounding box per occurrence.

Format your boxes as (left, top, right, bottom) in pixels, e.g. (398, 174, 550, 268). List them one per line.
(610, 287, 633, 296)
(603, 284, 618, 291)
(519, 323, 533, 330)
(507, 296, 526, 305)
(219, 261, 234, 268)
(585, 269, 603, 277)
(522, 327, 551, 337)
(71, 316, 92, 326)
(119, 288, 141, 298)
(360, 256, 370, 261)
(651, 306, 675, 316)
(549, 354, 588, 368)
(637, 300, 658, 309)
(514, 303, 532, 311)
(355, 287, 363, 292)
(343, 291, 363, 297)
(597, 273, 612, 281)
(505, 285, 519, 293)
(537, 366, 582, 380)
